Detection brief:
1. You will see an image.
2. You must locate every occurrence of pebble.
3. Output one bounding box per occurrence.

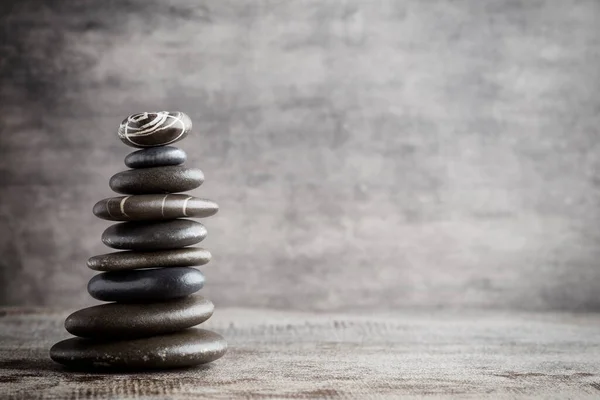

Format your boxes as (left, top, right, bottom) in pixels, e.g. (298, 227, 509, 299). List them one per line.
(124, 146, 187, 168)
(102, 219, 206, 251)
(88, 267, 204, 302)
(87, 248, 212, 271)
(93, 194, 218, 221)
(50, 328, 227, 369)
(109, 166, 204, 194)
(117, 111, 192, 148)
(64, 296, 213, 339)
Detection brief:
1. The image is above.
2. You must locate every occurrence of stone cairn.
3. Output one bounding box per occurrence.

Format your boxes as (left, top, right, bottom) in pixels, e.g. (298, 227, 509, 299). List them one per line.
(50, 111, 227, 369)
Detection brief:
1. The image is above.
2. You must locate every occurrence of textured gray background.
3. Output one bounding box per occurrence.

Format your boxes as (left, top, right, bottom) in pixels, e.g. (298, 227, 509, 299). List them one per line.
(1, 0, 599, 311)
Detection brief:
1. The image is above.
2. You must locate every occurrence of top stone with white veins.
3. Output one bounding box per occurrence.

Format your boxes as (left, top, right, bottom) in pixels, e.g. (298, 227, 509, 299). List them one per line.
(118, 111, 192, 148)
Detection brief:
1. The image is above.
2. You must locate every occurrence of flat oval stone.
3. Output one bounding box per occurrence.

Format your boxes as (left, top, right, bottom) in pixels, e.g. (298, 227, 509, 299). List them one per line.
(118, 111, 192, 148)
(87, 247, 212, 271)
(124, 146, 187, 168)
(88, 267, 204, 302)
(87, 248, 211, 271)
(93, 194, 218, 221)
(65, 296, 213, 339)
(50, 328, 227, 370)
(109, 166, 204, 194)
(102, 219, 206, 251)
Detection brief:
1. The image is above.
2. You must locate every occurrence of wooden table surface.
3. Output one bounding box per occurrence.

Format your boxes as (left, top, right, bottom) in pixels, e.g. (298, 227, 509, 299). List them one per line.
(1, 308, 599, 399)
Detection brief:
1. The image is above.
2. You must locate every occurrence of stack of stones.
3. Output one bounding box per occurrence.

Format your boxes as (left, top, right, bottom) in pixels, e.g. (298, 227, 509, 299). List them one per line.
(50, 111, 227, 369)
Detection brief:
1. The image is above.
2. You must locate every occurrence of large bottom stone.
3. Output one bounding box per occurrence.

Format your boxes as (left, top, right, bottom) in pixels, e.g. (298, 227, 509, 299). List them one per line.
(50, 328, 227, 370)
(65, 296, 213, 339)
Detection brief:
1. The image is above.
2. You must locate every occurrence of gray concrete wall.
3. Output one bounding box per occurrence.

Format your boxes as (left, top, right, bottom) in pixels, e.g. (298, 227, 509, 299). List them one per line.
(1, 0, 600, 311)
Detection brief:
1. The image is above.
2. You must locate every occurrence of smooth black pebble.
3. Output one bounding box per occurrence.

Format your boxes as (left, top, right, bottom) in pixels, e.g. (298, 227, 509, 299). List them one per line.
(102, 219, 206, 250)
(124, 146, 187, 168)
(65, 296, 213, 339)
(109, 166, 204, 195)
(50, 328, 227, 370)
(88, 267, 204, 302)
(87, 248, 212, 271)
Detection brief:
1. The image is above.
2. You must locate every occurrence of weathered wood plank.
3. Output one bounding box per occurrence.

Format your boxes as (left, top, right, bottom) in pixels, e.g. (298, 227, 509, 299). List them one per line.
(1, 308, 600, 399)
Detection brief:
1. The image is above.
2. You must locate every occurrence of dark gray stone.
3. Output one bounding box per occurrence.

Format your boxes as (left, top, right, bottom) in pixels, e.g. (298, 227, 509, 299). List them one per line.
(93, 194, 218, 221)
(50, 328, 227, 370)
(64, 296, 213, 339)
(88, 267, 204, 302)
(124, 146, 187, 168)
(87, 248, 212, 271)
(101, 219, 206, 251)
(109, 166, 204, 195)
(117, 111, 192, 148)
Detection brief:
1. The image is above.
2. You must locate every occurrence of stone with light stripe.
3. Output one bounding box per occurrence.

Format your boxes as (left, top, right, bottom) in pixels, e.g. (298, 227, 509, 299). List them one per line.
(93, 194, 218, 221)
(117, 111, 192, 148)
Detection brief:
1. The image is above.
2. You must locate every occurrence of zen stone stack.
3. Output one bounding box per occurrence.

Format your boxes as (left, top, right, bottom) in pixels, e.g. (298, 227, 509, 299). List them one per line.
(50, 111, 227, 369)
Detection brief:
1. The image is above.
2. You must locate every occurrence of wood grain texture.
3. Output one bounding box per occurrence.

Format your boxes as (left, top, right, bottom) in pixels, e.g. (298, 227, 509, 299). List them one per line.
(1, 308, 600, 399)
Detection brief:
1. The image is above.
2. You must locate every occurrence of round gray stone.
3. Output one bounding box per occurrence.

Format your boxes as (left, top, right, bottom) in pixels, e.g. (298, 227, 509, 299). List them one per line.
(117, 111, 192, 148)
(93, 194, 218, 221)
(88, 267, 205, 302)
(109, 166, 204, 195)
(64, 296, 213, 339)
(50, 328, 227, 370)
(102, 219, 206, 251)
(87, 248, 212, 271)
(124, 146, 187, 168)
